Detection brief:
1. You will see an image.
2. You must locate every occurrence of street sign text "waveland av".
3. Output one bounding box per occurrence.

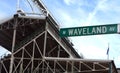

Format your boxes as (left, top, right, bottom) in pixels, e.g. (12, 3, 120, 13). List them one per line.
(60, 24, 119, 37)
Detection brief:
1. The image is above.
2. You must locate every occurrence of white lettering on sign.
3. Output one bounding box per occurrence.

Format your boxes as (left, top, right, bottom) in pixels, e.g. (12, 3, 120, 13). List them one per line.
(78, 28, 82, 34)
(68, 29, 74, 36)
(102, 26, 107, 33)
(91, 27, 96, 34)
(68, 26, 108, 36)
(109, 26, 115, 31)
(83, 28, 87, 35)
(74, 29, 78, 35)
(96, 27, 101, 33)
(60, 24, 118, 37)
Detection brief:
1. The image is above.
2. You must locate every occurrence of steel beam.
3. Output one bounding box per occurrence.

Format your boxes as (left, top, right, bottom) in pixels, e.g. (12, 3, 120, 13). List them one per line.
(9, 14, 18, 73)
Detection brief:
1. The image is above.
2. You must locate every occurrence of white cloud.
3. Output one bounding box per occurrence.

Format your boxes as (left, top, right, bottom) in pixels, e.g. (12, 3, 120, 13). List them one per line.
(86, 0, 120, 25)
(63, 0, 84, 6)
(74, 43, 107, 59)
(63, 0, 76, 5)
(98, 0, 120, 13)
(86, 0, 108, 25)
(114, 56, 120, 68)
(53, 7, 89, 28)
(54, 9, 79, 27)
(71, 36, 109, 59)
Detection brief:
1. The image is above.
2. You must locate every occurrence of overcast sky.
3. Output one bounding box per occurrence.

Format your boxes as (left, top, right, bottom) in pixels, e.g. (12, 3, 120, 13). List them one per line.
(0, 0, 120, 68)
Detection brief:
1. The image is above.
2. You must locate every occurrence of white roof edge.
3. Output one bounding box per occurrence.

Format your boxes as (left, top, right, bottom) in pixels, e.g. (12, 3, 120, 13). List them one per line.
(18, 15, 46, 20)
(0, 15, 46, 25)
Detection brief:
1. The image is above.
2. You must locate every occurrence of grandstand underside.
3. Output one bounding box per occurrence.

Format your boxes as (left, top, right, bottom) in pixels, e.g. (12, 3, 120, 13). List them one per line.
(0, 14, 118, 73)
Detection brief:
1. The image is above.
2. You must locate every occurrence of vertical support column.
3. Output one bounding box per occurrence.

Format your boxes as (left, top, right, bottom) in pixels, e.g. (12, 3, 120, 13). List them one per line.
(43, 22, 48, 57)
(42, 61, 44, 73)
(27, 68, 30, 73)
(46, 62, 49, 73)
(65, 61, 68, 73)
(93, 62, 96, 71)
(42, 21, 48, 73)
(31, 40, 35, 73)
(71, 61, 74, 73)
(9, 14, 18, 73)
(20, 48, 25, 73)
(79, 62, 81, 72)
(53, 60, 56, 73)
(109, 62, 112, 73)
(57, 45, 60, 57)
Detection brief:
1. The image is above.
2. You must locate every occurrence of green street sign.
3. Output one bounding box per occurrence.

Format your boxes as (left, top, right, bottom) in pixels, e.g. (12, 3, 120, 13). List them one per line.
(60, 24, 118, 37)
